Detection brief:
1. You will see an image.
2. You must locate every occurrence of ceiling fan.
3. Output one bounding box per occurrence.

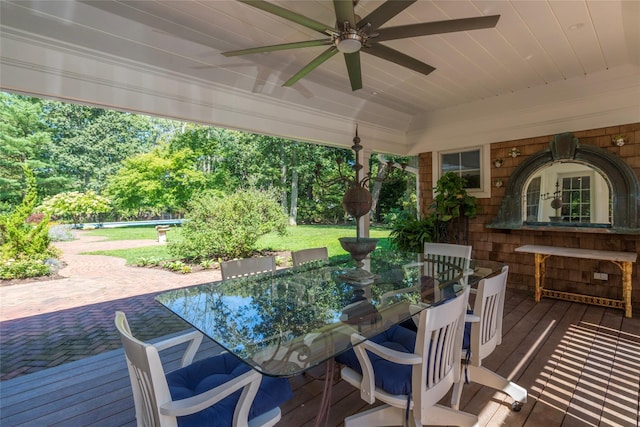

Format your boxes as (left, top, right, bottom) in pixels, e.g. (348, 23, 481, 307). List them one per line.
(222, 0, 500, 91)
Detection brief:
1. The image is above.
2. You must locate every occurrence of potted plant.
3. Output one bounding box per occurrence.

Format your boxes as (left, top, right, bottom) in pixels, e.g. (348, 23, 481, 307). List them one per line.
(390, 172, 478, 250)
(430, 172, 478, 243)
(389, 215, 436, 252)
(431, 172, 478, 222)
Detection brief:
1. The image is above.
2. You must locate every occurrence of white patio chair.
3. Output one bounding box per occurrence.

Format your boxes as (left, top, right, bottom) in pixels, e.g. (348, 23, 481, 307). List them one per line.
(451, 266, 528, 411)
(424, 242, 472, 287)
(337, 286, 478, 427)
(221, 256, 276, 280)
(115, 311, 292, 427)
(291, 247, 328, 267)
(388, 242, 473, 325)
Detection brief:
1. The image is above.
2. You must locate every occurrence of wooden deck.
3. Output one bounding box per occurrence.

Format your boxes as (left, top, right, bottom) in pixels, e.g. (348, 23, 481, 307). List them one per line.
(1, 289, 639, 427)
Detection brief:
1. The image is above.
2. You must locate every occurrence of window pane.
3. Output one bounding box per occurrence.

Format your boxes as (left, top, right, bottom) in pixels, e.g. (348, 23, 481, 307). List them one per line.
(462, 171, 480, 188)
(460, 150, 480, 171)
(526, 177, 541, 221)
(441, 153, 459, 172)
(439, 148, 483, 191)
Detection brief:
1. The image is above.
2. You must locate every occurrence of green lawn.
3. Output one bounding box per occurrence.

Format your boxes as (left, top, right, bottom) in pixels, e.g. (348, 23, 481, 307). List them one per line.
(82, 224, 391, 265)
(257, 225, 391, 257)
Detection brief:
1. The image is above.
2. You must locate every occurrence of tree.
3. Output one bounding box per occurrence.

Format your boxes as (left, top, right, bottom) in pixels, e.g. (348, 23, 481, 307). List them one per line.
(105, 144, 206, 217)
(42, 100, 175, 192)
(253, 135, 351, 225)
(38, 191, 111, 226)
(0, 93, 70, 212)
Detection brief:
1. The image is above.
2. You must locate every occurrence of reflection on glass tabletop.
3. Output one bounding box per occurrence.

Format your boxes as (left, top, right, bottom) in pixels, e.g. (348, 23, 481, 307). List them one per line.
(156, 250, 503, 377)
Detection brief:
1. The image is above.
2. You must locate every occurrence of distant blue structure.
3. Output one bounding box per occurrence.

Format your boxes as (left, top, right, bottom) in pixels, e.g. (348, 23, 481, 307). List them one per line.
(76, 219, 185, 229)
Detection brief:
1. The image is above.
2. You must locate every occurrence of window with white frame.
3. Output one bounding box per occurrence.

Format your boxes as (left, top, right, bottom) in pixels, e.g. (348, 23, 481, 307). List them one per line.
(432, 145, 490, 198)
(559, 174, 592, 223)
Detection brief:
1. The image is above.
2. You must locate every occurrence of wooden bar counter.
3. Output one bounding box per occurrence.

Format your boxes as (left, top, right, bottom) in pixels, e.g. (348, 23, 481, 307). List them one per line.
(515, 245, 637, 318)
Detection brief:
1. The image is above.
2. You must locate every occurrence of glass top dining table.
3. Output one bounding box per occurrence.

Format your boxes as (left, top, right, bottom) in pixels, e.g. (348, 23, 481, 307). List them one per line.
(155, 250, 504, 378)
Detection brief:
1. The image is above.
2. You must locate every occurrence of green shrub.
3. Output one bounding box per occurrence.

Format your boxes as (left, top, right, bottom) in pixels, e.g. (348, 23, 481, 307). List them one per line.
(0, 167, 56, 262)
(134, 256, 162, 267)
(162, 260, 192, 273)
(0, 257, 51, 279)
(199, 259, 217, 269)
(169, 188, 287, 261)
(38, 190, 111, 227)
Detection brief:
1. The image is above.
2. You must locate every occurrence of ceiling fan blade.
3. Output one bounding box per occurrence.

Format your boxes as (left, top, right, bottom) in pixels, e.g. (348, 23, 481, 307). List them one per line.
(222, 39, 332, 57)
(364, 43, 435, 76)
(358, 0, 416, 30)
(376, 15, 500, 42)
(344, 52, 363, 91)
(283, 47, 339, 87)
(333, 0, 356, 28)
(240, 0, 332, 34)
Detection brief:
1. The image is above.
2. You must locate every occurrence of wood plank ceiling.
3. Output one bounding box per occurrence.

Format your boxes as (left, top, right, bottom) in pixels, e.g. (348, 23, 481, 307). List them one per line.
(1, 1, 638, 154)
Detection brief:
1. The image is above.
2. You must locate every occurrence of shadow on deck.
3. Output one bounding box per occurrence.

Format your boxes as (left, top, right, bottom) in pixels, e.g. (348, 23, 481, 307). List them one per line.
(1, 289, 639, 426)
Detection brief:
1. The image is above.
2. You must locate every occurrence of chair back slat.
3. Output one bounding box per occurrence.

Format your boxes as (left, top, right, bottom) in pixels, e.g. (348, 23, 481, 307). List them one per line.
(133, 368, 158, 426)
(414, 286, 470, 410)
(423, 243, 472, 301)
(472, 266, 508, 364)
(115, 311, 174, 427)
(221, 256, 276, 280)
(291, 247, 328, 267)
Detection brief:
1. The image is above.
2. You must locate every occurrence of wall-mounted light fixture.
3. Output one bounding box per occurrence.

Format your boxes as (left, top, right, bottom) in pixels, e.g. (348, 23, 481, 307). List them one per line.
(612, 135, 626, 146)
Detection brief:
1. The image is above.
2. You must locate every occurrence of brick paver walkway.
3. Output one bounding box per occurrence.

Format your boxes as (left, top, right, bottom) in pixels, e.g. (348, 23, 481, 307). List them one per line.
(0, 232, 221, 381)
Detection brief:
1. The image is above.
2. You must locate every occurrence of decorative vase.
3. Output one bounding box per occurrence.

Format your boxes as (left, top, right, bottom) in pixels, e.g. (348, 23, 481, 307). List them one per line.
(338, 237, 379, 284)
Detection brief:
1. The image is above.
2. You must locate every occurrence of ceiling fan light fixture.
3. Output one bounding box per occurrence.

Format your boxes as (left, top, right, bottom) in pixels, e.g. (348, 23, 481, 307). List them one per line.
(335, 33, 362, 53)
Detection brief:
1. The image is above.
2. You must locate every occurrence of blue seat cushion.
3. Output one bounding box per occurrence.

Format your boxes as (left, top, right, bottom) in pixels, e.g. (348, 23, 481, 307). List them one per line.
(335, 325, 416, 395)
(463, 309, 473, 351)
(166, 352, 293, 427)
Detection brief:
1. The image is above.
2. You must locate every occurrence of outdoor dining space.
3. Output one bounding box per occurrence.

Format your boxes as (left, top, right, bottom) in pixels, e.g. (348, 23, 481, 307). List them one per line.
(2, 245, 639, 427)
(1, 1, 639, 425)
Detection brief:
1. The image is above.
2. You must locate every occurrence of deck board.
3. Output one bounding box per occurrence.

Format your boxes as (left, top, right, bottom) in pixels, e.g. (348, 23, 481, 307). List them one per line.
(1, 289, 639, 427)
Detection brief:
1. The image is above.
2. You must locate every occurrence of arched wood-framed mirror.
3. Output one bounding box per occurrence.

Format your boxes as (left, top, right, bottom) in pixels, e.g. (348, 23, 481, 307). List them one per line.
(489, 133, 640, 232)
(524, 162, 611, 225)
